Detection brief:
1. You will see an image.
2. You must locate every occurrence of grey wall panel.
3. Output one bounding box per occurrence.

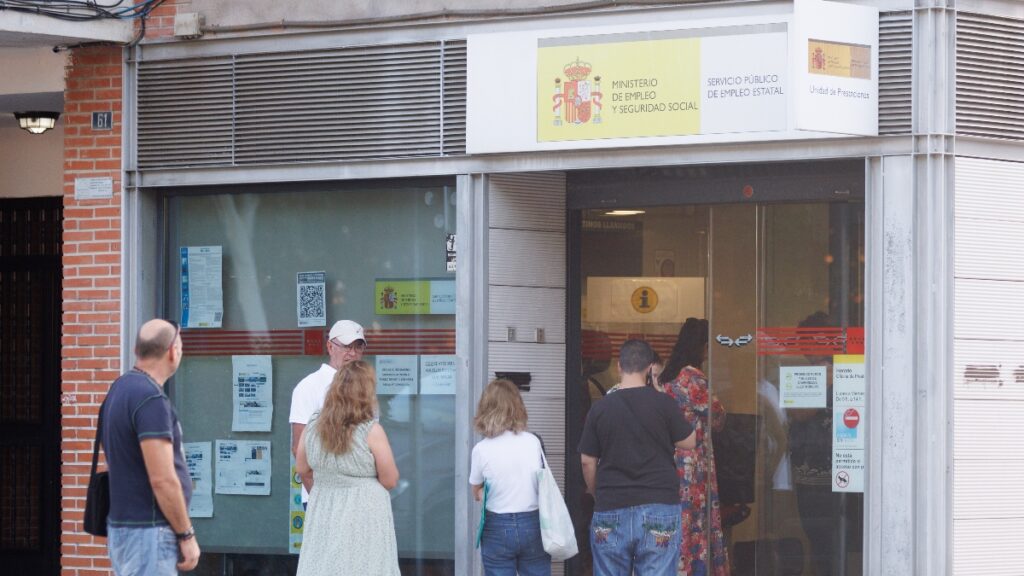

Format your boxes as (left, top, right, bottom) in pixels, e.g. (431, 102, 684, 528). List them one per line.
(488, 172, 567, 231)
(955, 339, 1024, 401)
(488, 342, 566, 397)
(953, 400, 1024, 460)
(953, 518, 1024, 576)
(954, 278, 1024, 340)
(488, 228, 566, 288)
(521, 393, 567, 453)
(955, 157, 1024, 223)
(954, 460, 1024, 520)
(486, 170, 568, 509)
(488, 286, 566, 344)
(956, 217, 1024, 281)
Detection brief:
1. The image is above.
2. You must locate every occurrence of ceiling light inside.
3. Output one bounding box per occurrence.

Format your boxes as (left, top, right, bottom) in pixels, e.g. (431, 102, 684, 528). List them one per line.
(605, 210, 646, 216)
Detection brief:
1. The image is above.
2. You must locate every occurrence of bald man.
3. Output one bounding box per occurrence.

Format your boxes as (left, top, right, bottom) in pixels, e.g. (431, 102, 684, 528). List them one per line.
(100, 319, 200, 575)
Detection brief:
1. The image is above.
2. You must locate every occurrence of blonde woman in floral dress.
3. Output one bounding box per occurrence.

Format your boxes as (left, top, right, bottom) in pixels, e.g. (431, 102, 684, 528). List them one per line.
(659, 318, 730, 576)
(295, 361, 400, 576)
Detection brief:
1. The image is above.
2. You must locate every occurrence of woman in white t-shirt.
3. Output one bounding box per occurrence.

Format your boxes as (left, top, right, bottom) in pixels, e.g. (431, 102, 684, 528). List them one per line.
(470, 379, 550, 576)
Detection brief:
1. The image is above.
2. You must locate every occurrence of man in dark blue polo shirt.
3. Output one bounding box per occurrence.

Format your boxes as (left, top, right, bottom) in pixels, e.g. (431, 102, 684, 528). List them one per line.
(101, 319, 199, 575)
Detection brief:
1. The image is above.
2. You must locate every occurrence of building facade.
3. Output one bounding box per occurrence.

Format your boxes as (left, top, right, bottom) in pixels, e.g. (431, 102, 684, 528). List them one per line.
(2, 0, 1024, 575)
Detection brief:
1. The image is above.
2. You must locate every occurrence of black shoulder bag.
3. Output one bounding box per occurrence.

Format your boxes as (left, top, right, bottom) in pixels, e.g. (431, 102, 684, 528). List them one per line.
(84, 397, 110, 537)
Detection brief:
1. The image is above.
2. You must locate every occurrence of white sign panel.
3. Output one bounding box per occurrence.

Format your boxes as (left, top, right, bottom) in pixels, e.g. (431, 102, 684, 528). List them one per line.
(74, 177, 113, 200)
(780, 365, 827, 408)
(215, 440, 271, 496)
(793, 0, 879, 135)
(466, 0, 877, 154)
(832, 354, 866, 492)
(586, 277, 705, 324)
(180, 246, 223, 328)
(832, 449, 865, 492)
(296, 271, 327, 327)
(376, 355, 418, 395)
(420, 355, 457, 395)
(231, 355, 273, 432)
(184, 442, 213, 518)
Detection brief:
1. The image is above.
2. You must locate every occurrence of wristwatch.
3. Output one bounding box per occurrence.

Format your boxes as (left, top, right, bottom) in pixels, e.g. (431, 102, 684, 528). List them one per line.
(176, 526, 195, 541)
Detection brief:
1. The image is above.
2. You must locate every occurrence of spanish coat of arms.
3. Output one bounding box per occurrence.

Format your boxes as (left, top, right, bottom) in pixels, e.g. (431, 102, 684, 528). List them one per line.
(552, 58, 604, 126)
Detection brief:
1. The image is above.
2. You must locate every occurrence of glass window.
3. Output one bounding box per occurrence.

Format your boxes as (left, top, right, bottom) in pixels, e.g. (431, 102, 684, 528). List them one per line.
(163, 182, 457, 575)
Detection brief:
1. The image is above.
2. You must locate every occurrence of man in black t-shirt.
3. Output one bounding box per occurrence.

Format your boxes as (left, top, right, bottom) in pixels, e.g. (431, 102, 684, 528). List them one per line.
(579, 339, 695, 576)
(101, 319, 200, 575)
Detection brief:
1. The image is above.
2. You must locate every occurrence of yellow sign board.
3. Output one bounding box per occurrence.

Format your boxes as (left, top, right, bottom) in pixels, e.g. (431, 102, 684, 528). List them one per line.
(537, 36, 701, 141)
(807, 39, 871, 79)
(375, 279, 456, 315)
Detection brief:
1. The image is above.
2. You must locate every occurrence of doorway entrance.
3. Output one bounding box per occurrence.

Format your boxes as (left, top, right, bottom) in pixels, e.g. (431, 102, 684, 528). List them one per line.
(566, 162, 866, 576)
(0, 197, 63, 575)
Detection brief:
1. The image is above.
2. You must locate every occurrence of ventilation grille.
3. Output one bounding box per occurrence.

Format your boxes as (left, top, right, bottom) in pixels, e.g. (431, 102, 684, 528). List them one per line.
(136, 40, 467, 169)
(957, 13, 1024, 140)
(879, 11, 913, 135)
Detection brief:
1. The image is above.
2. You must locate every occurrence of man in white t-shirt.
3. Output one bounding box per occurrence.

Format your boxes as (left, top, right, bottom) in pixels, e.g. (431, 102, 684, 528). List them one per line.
(289, 319, 366, 504)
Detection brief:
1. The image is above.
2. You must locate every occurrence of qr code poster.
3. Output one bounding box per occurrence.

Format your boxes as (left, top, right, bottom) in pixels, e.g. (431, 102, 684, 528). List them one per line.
(296, 272, 327, 327)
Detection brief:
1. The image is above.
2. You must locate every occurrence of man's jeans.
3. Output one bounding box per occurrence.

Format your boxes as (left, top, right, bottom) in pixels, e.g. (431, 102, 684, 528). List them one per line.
(480, 510, 551, 576)
(589, 503, 682, 576)
(107, 524, 179, 576)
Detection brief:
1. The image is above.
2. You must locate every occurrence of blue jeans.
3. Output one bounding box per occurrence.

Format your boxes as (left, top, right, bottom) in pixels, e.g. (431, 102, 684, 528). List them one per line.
(107, 524, 179, 576)
(480, 510, 551, 576)
(589, 503, 682, 576)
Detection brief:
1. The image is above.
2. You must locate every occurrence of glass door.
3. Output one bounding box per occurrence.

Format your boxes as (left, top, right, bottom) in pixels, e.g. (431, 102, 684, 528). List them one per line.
(572, 199, 864, 576)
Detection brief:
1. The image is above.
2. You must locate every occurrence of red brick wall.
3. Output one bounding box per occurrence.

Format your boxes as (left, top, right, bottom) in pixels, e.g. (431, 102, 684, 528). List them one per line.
(59, 5, 183, 575)
(60, 44, 123, 576)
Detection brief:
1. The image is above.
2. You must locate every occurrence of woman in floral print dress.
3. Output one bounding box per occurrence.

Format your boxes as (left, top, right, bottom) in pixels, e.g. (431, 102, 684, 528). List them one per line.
(659, 318, 730, 576)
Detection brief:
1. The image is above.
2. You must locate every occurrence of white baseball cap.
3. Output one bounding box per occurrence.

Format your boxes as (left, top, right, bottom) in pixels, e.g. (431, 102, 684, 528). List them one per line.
(328, 320, 366, 345)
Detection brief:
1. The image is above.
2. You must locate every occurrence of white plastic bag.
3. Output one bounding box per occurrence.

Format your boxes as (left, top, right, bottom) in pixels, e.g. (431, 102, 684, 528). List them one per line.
(537, 451, 579, 561)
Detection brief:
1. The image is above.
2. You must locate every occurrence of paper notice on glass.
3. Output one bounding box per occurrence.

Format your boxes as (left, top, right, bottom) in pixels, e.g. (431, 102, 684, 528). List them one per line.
(832, 449, 865, 493)
(832, 354, 866, 407)
(420, 355, 457, 395)
(232, 355, 273, 432)
(296, 271, 327, 327)
(215, 440, 271, 496)
(184, 442, 213, 517)
(180, 246, 223, 328)
(779, 365, 827, 408)
(289, 450, 304, 554)
(376, 355, 418, 395)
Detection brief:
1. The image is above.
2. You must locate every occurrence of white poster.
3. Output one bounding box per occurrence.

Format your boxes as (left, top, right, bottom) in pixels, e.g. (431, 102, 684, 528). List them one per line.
(420, 355, 457, 395)
(184, 442, 213, 518)
(833, 355, 866, 406)
(215, 440, 271, 496)
(296, 271, 327, 327)
(232, 355, 273, 432)
(180, 246, 223, 328)
(832, 449, 865, 492)
(780, 365, 827, 408)
(376, 355, 418, 395)
(832, 354, 866, 492)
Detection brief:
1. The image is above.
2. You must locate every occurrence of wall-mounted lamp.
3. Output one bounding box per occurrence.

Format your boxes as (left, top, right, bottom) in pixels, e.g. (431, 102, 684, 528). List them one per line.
(14, 111, 60, 134)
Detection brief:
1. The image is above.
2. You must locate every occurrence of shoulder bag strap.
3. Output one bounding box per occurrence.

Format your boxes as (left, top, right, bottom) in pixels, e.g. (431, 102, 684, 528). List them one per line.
(90, 392, 110, 477)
